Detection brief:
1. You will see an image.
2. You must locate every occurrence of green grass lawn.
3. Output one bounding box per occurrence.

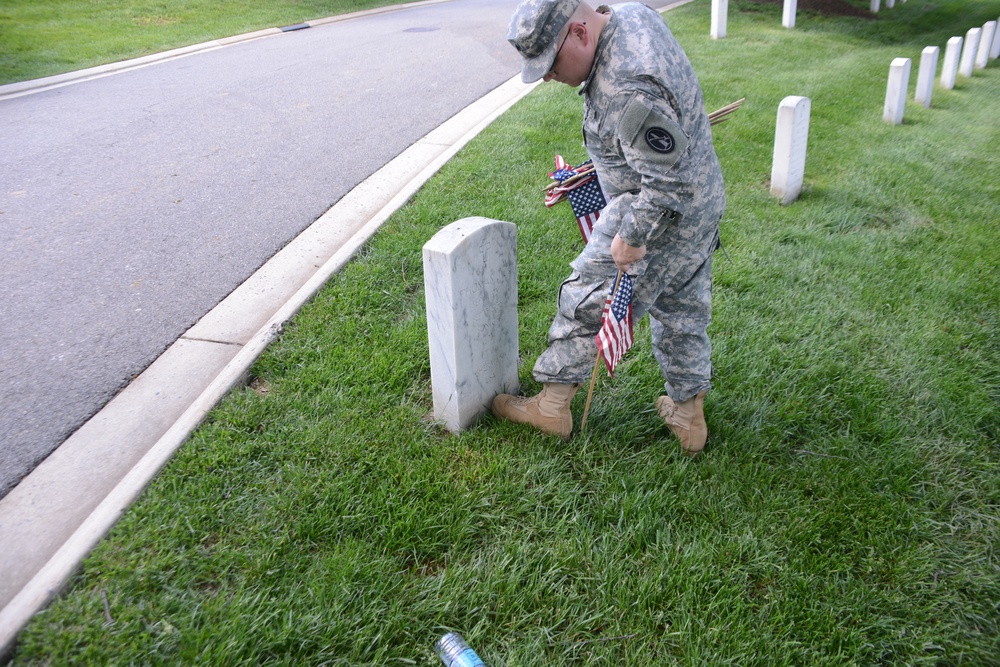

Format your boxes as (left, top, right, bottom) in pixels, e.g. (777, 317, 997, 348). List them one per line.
(0, 0, 408, 84)
(10, 0, 1000, 664)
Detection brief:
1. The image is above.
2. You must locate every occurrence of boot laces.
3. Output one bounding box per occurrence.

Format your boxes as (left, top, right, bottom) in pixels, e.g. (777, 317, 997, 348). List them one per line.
(661, 398, 696, 433)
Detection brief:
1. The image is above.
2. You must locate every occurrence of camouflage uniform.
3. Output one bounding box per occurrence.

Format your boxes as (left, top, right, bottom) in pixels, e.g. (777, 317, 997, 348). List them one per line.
(533, 2, 726, 403)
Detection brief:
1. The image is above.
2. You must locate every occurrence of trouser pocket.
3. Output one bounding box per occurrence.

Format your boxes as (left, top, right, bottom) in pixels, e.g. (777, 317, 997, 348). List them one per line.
(556, 271, 608, 328)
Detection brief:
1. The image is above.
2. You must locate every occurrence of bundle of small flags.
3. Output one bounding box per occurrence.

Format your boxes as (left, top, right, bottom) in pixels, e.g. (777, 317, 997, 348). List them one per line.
(542, 98, 744, 238)
(544, 156, 606, 244)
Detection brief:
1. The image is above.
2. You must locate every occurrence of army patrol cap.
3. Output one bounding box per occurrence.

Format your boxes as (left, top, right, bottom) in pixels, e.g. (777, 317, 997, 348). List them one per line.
(508, 0, 581, 83)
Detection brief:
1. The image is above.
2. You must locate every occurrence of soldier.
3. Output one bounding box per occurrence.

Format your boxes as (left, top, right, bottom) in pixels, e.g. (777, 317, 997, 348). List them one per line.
(494, 0, 726, 455)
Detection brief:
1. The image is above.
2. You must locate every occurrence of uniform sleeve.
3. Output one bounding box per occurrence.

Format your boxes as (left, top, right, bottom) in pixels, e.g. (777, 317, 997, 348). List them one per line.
(612, 90, 690, 247)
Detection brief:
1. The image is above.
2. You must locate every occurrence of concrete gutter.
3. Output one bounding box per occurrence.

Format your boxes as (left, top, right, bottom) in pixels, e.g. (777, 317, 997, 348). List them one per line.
(0, 71, 539, 659)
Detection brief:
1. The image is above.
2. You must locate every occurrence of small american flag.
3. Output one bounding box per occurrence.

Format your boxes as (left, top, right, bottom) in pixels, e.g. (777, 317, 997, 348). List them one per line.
(545, 155, 606, 244)
(596, 271, 634, 376)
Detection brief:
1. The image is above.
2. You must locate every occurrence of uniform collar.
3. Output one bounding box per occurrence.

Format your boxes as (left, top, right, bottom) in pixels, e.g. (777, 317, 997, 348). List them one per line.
(579, 5, 616, 96)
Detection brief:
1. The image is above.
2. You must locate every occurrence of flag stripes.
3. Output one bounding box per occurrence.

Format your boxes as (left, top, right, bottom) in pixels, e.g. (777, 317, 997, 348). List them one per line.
(596, 272, 635, 376)
(545, 155, 606, 244)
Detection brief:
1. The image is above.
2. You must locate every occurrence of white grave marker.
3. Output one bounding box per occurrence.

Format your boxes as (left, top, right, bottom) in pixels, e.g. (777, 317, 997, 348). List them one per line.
(959, 28, 981, 77)
(870, 0, 880, 13)
(992, 16, 1000, 59)
(711, 0, 728, 39)
(884, 58, 911, 125)
(423, 217, 519, 432)
(783, 0, 797, 29)
(886, 0, 895, 7)
(976, 21, 996, 68)
(915, 46, 939, 108)
(770, 96, 811, 205)
(941, 36, 963, 89)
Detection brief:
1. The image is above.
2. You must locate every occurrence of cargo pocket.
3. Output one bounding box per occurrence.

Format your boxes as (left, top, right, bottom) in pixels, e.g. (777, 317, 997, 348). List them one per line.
(557, 271, 607, 326)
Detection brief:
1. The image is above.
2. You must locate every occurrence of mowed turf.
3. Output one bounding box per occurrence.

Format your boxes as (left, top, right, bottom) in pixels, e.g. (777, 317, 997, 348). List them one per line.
(9, 0, 999, 664)
(0, 0, 408, 84)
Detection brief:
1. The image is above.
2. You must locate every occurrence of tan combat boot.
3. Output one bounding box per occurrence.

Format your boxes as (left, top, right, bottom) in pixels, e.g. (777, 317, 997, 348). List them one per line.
(491, 383, 580, 440)
(656, 392, 707, 456)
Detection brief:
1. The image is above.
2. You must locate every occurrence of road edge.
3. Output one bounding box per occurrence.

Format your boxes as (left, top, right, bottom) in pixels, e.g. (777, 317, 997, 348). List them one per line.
(0, 0, 453, 101)
(0, 73, 539, 660)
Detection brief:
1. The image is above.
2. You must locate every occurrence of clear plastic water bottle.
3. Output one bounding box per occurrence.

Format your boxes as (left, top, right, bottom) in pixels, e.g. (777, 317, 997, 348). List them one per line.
(434, 632, 485, 667)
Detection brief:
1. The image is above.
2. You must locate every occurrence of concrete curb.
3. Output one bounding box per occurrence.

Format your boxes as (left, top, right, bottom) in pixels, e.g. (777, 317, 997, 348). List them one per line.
(0, 73, 539, 659)
(0, 0, 452, 101)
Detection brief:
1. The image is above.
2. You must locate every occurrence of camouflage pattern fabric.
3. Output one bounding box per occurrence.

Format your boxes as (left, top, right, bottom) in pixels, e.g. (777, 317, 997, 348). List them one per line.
(532, 2, 725, 403)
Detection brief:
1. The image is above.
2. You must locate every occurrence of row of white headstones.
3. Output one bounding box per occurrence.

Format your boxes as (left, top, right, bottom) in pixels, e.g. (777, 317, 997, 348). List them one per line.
(771, 16, 1000, 205)
(885, 20, 1000, 124)
(711, 0, 915, 38)
(419, 9, 1000, 433)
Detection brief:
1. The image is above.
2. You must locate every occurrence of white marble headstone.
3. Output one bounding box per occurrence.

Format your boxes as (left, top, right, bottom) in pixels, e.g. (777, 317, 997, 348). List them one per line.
(770, 96, 811, 205)
(976, 21, 996, 68)
(915, 46, 939, 108)
(941, 36, 963, 89)
(959, 28, 981, 77)
(423, 217, 519, 433)
(782, 0, 797, 29)
(870, 0, 880, 13)
(884, 58, 911, 125)
(886, 0, 895, 8)
(711, 0, 728, 39)
(991, 16, 1000, 59)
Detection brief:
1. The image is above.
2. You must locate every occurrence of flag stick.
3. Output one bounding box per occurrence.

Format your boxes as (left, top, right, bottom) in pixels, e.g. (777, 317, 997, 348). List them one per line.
(707, 97, 745, 125)
(581, 270, 624, 432)
(544, 165, 596, 193)
(580, 348, 603, 433)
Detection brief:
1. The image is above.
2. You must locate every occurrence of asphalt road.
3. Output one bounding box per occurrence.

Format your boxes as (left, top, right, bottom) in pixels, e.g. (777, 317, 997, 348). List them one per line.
(0, 0, 524, 497)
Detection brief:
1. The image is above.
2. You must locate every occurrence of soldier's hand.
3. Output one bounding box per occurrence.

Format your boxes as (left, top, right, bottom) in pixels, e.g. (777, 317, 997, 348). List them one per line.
(611, 233, 647, 274)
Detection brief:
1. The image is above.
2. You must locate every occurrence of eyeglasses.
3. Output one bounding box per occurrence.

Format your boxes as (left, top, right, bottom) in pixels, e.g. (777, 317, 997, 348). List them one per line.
(547, 22, 584, 78)
(554, 27, 572, 61)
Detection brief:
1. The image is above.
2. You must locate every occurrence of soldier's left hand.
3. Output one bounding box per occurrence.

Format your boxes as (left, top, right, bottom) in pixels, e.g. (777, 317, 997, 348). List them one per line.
(611, 233, 647, 274)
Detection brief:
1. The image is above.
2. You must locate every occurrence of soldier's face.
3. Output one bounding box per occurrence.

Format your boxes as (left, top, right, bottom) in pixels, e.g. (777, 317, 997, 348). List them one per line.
(543, 22, 592, 86)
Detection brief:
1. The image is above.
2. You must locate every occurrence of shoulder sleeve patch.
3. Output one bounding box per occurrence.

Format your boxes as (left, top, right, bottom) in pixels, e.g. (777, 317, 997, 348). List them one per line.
(617, 94, 690, 168)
